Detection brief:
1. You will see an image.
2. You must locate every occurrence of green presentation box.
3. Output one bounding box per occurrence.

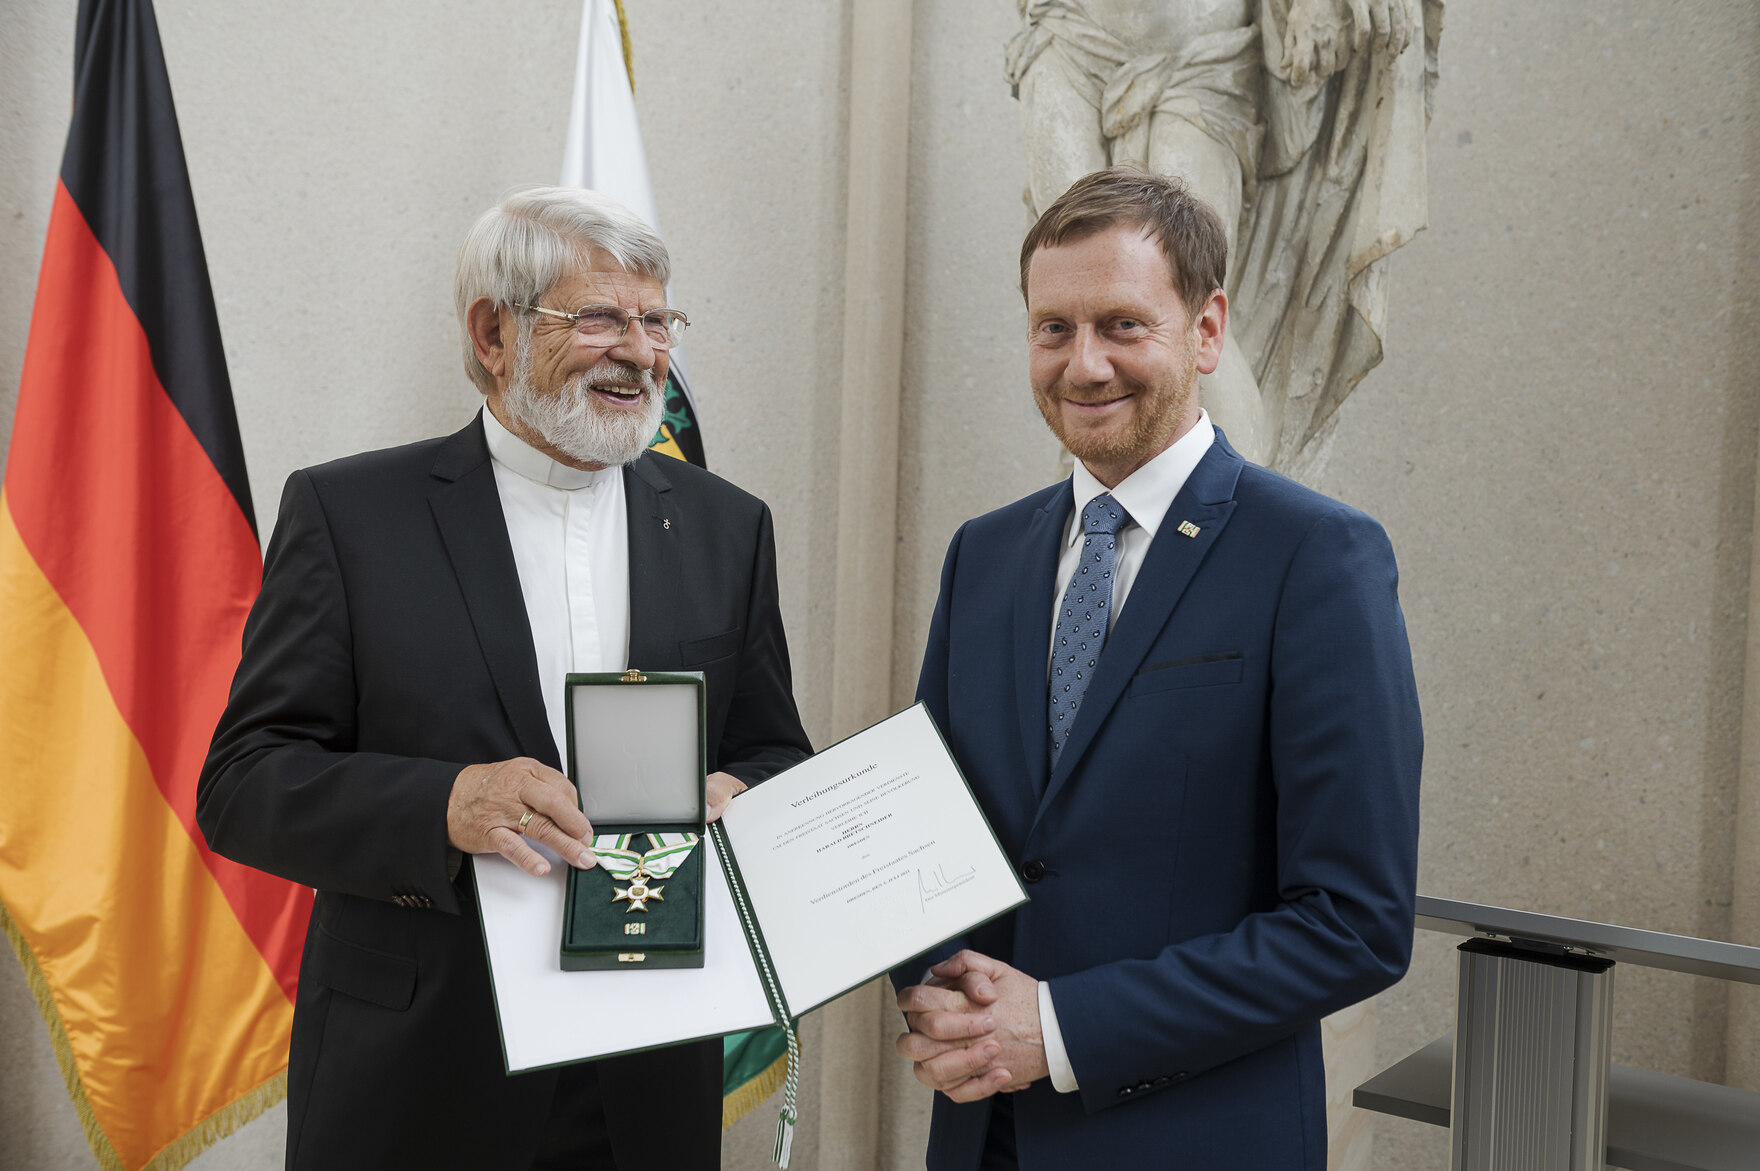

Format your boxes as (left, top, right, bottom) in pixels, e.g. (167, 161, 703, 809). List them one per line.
(560, 670, 707, 972)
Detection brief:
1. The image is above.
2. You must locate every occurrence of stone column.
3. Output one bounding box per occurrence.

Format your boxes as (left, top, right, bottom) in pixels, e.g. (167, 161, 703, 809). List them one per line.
(1321, 1002, 1376, 1170)
(1726, 428, 1760, 1093)
(815, 1, 915, 1168)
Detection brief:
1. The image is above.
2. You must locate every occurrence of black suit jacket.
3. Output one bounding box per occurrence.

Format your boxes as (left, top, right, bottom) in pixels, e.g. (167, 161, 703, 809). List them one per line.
(197, 416, 811, 1169)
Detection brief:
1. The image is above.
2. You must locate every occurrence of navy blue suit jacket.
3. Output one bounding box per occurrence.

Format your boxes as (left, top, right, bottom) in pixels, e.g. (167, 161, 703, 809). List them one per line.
(908, 431, 1422, 1170)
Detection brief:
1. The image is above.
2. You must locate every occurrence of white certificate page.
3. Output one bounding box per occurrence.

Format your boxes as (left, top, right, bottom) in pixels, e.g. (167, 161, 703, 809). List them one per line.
(719, 703, 1025, 1016)
(475, 841, 776, 1072)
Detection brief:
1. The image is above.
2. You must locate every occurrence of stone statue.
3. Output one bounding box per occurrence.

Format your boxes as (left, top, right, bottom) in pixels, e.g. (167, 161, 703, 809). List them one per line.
(1009, 0, 1442, 474)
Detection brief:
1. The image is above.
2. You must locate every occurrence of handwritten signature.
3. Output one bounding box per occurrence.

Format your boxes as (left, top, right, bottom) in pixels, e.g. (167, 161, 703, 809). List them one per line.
(917, 862, 978, 911)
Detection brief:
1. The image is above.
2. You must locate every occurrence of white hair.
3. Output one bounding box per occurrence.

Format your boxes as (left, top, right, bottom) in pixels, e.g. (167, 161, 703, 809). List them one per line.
(454, 185, 671, 394)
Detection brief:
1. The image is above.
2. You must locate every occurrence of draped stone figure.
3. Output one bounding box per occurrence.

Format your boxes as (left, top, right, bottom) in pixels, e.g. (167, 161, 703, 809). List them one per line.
(1009, 0, 1442, 474)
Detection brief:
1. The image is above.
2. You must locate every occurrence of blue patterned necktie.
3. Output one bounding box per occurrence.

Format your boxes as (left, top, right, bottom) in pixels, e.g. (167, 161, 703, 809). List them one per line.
(1048, 493, 1132, 769)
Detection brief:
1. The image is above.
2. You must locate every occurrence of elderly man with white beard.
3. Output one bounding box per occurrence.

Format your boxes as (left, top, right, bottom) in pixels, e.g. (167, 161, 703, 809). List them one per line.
(198, 186, 812, 1171)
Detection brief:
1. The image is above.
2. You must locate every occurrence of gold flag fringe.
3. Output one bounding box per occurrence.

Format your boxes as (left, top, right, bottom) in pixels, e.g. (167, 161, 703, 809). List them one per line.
(2, 897, 287, 1171)
(612, 0, 635, 91)
(721, 1051, 789, 1131)
(141, 1072, 285, 1171)
(1, 897, 125, 1171)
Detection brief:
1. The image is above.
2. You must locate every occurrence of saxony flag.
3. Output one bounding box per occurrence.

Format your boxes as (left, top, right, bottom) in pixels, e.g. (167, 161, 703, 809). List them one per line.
(0, 2, 312, 1167)
(561, 0, 788, 1128)
(563, 0, 707, 470)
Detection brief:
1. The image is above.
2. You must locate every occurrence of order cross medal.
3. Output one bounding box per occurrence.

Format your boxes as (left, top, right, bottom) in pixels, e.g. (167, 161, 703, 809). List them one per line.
(594, 833, 698, 914)
(613, 868, 665, 912)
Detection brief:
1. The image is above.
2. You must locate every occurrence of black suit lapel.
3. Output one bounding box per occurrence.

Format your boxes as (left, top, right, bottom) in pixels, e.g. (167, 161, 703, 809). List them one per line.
(427, 416, 558, 768)
(1036, 436, 1246, 817)
(624, 454, 682, 672)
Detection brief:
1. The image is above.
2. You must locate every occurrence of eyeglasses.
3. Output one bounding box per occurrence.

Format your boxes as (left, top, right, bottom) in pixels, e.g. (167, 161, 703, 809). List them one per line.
(515, 303, 691, 348)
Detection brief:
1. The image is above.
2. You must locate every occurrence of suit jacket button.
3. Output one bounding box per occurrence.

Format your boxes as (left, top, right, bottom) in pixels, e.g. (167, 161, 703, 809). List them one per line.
(1135, 1081, 1152, 1092)
(1021, 859, 1046, 883)
(1117, 1087, 1132, 1098)
(1172, 1072, 1188, 1082)
(1152, 1076, 1171, 1087)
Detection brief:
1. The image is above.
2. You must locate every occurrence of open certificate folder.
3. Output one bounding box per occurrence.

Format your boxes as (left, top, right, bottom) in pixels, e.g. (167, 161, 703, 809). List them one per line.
(475, 701, 1027, 1073)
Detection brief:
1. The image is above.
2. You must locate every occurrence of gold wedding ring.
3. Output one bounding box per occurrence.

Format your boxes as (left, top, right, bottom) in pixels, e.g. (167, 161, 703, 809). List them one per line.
(517, 809, 535, 834)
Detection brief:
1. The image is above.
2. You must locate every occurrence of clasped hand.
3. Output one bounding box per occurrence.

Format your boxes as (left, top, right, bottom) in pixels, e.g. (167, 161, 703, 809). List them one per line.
(895, 951, 1048, 1102)
(447, 759, 747, 879)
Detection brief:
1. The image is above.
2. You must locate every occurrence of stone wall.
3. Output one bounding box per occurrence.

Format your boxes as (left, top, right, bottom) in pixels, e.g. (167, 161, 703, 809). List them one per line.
(1314, 5, 1760, 1164)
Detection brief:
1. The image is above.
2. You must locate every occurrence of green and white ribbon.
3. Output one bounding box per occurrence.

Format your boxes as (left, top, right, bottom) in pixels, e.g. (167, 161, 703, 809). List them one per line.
(639, 833, 698, 878)
(591, 832, 698, 879)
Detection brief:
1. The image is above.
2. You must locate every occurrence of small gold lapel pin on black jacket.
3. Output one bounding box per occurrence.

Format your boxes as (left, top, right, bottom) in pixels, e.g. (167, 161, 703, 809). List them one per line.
(1177, 520, 1201, 538)
(662, 518, 671, 530)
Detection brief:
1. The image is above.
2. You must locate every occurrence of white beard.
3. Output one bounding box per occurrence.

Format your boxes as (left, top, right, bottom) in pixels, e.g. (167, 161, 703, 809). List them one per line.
(502, 326, 665, 468)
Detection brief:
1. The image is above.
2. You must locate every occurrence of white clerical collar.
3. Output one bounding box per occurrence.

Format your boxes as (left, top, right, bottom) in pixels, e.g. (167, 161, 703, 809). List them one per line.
(481, 403, 611, 491)
(1067, 409, 1215, 546)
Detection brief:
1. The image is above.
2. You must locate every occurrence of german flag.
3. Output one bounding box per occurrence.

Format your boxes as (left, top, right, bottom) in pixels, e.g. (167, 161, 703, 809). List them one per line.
(0, 2, 312, 1168)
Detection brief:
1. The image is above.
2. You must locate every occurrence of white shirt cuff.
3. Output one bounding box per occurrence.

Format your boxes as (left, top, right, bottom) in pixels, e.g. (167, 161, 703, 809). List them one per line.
(1038, 981, 1079, 1093)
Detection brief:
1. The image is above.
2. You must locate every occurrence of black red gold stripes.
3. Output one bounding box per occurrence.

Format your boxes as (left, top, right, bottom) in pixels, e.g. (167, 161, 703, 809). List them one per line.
(0, 3, 309, 1167)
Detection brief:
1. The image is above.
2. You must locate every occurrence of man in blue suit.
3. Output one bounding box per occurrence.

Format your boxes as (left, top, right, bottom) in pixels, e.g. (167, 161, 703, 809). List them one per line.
(894, 168, 1423, 1169)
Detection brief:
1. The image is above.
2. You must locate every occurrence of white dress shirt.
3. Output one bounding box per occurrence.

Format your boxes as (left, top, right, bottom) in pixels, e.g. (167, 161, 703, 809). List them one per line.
(1048, 410, 1216, 657)
(482, 405, 630, 765)
(1038, 410, 1216, 1093)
